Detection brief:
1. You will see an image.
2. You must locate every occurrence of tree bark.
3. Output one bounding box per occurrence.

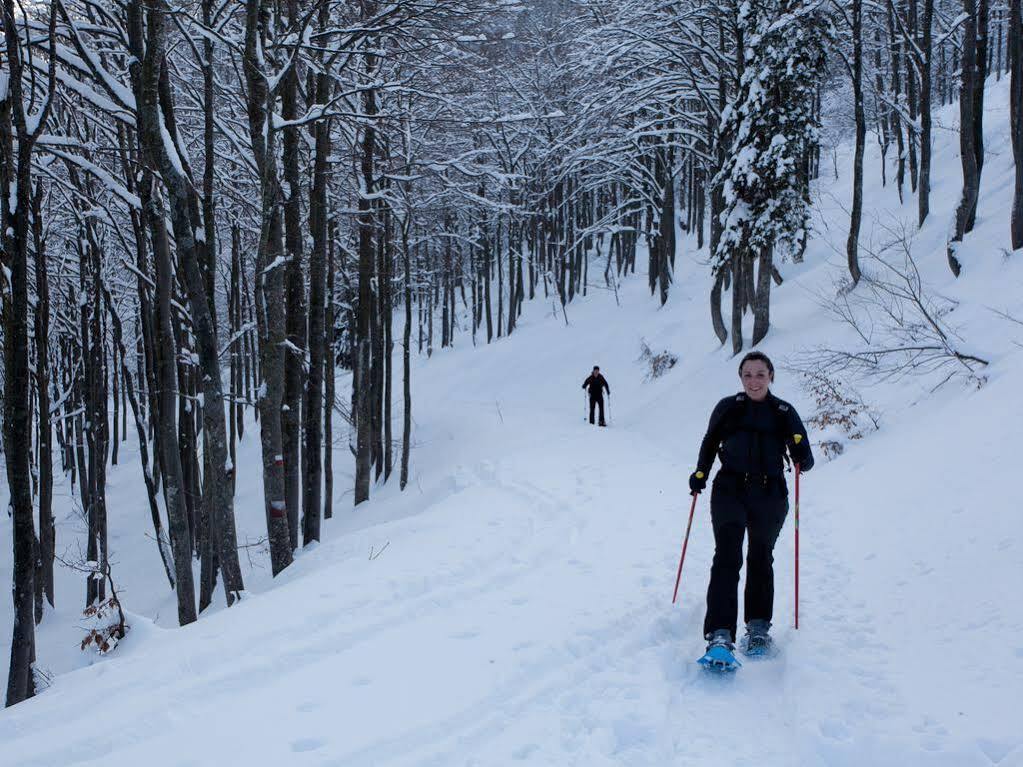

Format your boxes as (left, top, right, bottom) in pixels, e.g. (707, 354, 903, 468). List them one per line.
(244, 0, 293, 574)
(138, 0, 245, 603)
(848, 0, 866, 285)
(710, 269, 728, 345)
(147, 185, 197, 625)
(83, 228, 108, 609)
(354, 19, 378, 507)
(918, 0, 934, 226)
(303, 2, 330, 544)
(887, 4, 907, 202)
(282, 0, 307, 550)
(657, 166, 674, 306)
(324, 225, 335, 520)
(972, 0, 989, 191)
(1, 0, 53, 705)
(949, 0, 980, 276)
(31, 186, 54, 612)
(730, 254, 744, 356)
(383, 214, 394, 482)
(751, 245, 773, 346)
(1011, 0, 1023, 248)
(401, 216, 412, 491)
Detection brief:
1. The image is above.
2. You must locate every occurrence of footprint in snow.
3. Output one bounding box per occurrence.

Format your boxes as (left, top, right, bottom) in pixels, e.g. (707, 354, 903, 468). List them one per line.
(290, 738, 325, 753)
(512, 743, 539, 760)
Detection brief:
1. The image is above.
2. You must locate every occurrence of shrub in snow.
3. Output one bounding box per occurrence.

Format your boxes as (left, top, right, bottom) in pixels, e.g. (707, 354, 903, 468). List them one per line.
(57, 550, 130, 656)
(80, 596, 128, 655)
(799, 371, 879, 460)
(638, 340, 678, 380)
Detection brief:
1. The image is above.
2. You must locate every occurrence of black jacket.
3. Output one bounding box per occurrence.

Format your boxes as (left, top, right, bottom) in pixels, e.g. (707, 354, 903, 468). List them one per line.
(696, 392, 813, 477)
(582, 373, 610, 398)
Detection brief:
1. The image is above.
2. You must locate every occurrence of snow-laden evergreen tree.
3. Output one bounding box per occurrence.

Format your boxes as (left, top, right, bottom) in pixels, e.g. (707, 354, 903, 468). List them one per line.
(713, 0, 833, 349)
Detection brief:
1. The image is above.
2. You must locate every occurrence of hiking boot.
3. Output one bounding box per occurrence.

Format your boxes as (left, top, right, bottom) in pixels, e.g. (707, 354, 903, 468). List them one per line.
(705, 628, 734, 652)
(699, 628, 740, 671)
(743, 619, 773, 656)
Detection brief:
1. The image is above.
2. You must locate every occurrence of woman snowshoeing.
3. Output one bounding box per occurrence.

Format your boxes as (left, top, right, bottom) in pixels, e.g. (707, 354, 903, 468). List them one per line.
(688, 352, 814, 669)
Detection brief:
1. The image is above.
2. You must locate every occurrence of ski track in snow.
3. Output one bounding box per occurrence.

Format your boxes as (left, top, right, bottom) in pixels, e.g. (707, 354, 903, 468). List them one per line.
(3, 81, 1023, 767)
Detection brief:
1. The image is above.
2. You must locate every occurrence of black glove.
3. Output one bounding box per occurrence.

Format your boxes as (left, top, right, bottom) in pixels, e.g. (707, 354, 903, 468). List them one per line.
(795, 453, 814, 473)
(790, 436, 813, 473)
(689, 470, 707, 494)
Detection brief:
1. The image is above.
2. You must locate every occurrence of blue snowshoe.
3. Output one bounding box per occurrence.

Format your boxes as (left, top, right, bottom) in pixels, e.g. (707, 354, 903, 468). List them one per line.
(740, 619, 774, 658)
(698, 629, 741, 672)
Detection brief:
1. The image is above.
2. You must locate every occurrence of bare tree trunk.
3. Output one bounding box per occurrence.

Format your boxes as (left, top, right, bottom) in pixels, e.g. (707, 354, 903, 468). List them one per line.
(242, 263, 257, 413)
(324, 226, 335, 520)
(918, 0, 934, 226)
(1011, 0, 1023, 248)
(973, 0, 989, 189)
(905, 0, 919, 193)
(121, 37, 198, 614)
(137, 0, 245, 603)
(730, 255, 744, 356)
(710, 269, 728, 345)
(198, 0, 220, 613)
(873, 24, 891, 185)
(383, 217, 394, 482)
(303, 3, 330, 543)
(147, 190, 197, 625)
(441, 222, 451, 349)
(111, 340, 120, 467)
(1, 0, 54, 705)
(229, 227, 240, 471)
(949, 0, 980, 276)
(244, 0, 293, 574)
(497, 216, 504, 338)
(31, 187, 54, 612)
(281, 0, 306, 550)
(84, 230, 108, 609)
(887, 5, 907, 202)
(848, 0, 866, 285)
(751, 245, 773, 346)
(354, 23, 379, 507)
(401, 217, 412, 491)
(657, 166, 674, 306)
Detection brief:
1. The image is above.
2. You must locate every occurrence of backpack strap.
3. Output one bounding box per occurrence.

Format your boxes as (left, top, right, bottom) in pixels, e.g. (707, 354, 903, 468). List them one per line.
(773, 399, 794, 472)
(714, 394, 747, 463)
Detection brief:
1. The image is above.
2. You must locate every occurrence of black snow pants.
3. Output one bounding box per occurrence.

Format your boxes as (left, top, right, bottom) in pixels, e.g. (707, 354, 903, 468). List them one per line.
(589, 396, 606, 426)
(703, 471, 788, 642)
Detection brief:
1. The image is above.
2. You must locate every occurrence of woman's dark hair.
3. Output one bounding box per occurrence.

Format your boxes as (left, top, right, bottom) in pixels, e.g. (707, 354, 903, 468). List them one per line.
(738, 351, 774, 376)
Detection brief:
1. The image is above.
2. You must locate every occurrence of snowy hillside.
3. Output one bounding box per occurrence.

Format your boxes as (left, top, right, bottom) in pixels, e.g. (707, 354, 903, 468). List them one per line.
(3, 79, 1022, 766)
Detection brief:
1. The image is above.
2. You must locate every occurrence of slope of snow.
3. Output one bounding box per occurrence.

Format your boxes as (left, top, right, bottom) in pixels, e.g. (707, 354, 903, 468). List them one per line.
(2, 80, 1022, 766)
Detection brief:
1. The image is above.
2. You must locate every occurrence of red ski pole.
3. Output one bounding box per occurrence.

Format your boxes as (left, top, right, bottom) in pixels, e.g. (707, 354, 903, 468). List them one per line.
(672, 493, 699, 605)
(794, 462, 801, 629)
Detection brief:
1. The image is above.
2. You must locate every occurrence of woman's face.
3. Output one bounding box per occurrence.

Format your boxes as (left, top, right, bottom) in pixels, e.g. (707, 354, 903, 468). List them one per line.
(740, 360, 773, 401)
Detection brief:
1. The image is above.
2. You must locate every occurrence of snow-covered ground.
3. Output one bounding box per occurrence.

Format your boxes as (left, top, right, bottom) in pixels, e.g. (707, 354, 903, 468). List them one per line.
(2, 80, 1022, 766)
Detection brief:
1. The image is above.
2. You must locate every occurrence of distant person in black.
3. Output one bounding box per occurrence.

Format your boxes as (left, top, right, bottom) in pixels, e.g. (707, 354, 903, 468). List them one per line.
(582, 366, 610, 426)
(688, 351, 814, 656)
